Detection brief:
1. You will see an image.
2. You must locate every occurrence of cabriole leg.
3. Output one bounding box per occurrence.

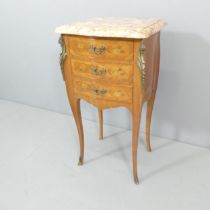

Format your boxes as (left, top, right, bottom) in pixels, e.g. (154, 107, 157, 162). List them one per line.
(132, 102, 143, 184)
(70, 98, 84, 165)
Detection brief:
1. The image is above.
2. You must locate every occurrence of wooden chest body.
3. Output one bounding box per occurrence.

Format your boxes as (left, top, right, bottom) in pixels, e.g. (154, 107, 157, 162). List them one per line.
(59, 33, 160, 184)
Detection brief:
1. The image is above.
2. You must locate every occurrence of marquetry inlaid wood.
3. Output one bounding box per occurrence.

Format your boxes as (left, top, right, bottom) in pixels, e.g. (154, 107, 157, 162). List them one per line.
(71, 59, 133, 83)
(68, 36, 133, 63)
(73, 79, 132, 103)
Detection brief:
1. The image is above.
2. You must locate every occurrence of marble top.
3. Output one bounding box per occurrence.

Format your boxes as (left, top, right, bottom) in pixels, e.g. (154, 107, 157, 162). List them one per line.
(55, 17, 167, 39)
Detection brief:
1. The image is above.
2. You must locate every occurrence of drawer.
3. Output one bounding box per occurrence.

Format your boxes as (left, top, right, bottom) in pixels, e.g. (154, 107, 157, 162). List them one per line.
(73, 79, 132, 103)
(68, 36, 133, 62)
(71, 60, 133, 83)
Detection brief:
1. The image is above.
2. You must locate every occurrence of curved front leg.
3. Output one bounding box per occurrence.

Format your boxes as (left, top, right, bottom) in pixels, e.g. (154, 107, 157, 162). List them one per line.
(132, 101, 143, 184)
(69, 98, 84, 165)
(59, 35, 84, 165)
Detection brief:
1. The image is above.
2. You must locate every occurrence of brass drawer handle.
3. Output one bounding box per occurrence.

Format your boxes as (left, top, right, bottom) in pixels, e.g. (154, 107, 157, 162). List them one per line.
(90, 67, 107, 76)
(89, 45, 106, 55)
(92, 88, 107, 96)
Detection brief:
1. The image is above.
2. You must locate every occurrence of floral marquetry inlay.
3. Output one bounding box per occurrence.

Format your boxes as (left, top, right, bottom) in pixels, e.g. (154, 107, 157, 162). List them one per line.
(73, 79, 132, 103)
(69, 36, 133, 62)
(71, 60, 133, 83)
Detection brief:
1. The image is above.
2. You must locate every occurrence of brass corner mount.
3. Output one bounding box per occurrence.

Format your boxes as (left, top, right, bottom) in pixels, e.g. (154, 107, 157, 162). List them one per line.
(58, 36, 67, 80)
(137, 39, 146, 83)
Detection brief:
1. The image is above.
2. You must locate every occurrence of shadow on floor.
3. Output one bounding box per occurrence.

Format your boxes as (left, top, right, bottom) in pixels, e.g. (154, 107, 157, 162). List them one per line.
(142, 150, 209, 182)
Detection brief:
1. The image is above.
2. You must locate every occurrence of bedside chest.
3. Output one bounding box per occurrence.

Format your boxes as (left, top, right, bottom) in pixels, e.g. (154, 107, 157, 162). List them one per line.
(55, 17, 167, 184)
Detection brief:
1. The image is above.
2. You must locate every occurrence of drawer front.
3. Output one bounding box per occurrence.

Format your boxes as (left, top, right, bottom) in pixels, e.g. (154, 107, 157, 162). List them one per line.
(71, 60, 133, 83)
(74, 79, 132, 103)
(69, 37, 133, 62)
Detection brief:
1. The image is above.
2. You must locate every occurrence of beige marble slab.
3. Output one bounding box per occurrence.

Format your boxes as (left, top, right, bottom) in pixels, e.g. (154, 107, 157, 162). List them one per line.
(55, 17, 167, 39)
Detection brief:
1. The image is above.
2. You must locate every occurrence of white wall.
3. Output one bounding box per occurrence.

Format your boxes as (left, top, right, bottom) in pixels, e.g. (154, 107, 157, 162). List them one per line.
(0, 0, 210, 148)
